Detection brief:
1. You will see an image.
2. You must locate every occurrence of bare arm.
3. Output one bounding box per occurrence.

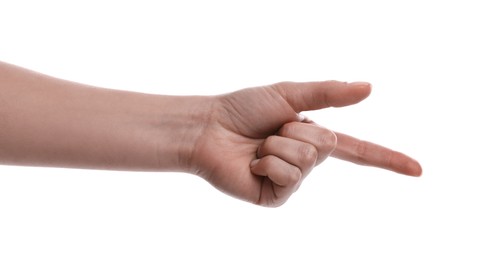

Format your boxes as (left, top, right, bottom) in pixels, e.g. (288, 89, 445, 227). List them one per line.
(0, 61, 206, 172)
(0, 61, 421, 207)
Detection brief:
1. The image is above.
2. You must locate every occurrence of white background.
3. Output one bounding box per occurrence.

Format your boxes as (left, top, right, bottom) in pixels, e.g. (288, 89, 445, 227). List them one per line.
(1, 0, 476, 259)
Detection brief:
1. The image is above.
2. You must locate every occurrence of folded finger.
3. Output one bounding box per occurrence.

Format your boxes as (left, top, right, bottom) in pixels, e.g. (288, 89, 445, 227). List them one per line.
(277, 122, 337, 165)
(250, 155, 303, 206)
(257, 135, 317, 175)
(251, 155, 302, 187)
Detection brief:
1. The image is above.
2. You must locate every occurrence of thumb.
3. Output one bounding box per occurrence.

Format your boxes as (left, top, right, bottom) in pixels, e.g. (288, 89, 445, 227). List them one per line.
(271, 81, 372, 112)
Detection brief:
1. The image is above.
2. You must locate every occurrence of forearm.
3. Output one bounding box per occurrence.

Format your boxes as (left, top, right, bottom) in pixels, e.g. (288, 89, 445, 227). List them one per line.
(0, 61, 207, 172)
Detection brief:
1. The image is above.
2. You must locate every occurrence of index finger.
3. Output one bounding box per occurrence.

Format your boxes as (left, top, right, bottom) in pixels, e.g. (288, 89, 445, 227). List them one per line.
(331, 132, 422, 177)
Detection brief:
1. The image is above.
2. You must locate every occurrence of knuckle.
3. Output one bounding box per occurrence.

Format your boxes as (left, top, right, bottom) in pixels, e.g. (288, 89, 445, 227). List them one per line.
(272, 81, 294, 89)
(287, 166, 302, 184)
(270, 81, 293, 100)
(319, 129, 337, 154)
(354, 141, 369, 164)
(298, 143, 318, 166)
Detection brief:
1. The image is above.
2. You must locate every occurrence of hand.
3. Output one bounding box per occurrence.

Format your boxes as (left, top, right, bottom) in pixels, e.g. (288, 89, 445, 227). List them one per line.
(189, 81, 422, 207)
(0, 62, 421, 207)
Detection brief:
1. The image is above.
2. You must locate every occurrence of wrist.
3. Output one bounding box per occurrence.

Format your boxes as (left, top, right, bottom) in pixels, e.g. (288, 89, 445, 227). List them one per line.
(147, 95, 215, 173)
(0, 61, 214, 172)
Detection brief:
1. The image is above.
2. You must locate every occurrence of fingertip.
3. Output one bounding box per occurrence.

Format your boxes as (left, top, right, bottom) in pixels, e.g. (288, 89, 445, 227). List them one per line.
(408, 160, 423, 177)
(349, 81, 372, 97)
(325, 81, 373, 108)
(396, 157, 422, 177)
(250, 159, 260, 168)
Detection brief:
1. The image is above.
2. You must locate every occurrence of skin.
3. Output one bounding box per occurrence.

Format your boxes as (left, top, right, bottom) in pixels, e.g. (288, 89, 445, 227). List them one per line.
(0, 61, 421, 207)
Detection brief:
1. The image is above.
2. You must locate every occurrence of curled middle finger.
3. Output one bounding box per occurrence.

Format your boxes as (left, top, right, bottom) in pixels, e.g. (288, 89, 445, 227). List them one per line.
(277, 121, 338, 165)
(257, 135, 318, 174)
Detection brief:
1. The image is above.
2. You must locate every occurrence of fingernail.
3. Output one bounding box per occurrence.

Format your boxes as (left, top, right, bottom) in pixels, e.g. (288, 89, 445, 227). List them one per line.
(297, 113, 313, 123)
(250, 159, 260, 167)
(349, 81, 371, 87)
